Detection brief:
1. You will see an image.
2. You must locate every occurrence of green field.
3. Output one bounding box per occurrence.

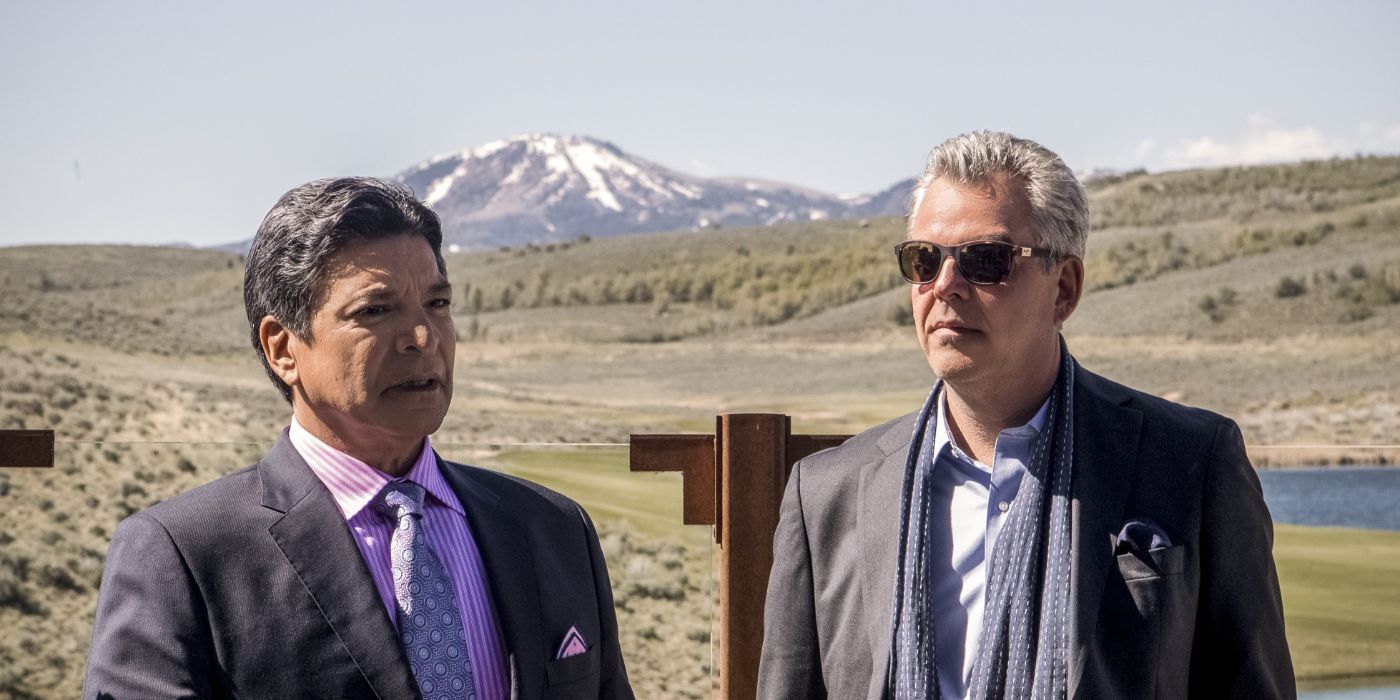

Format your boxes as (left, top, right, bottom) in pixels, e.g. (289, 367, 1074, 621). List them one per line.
(477, 447, 708, 543)
(1276, 525, 1400, 686)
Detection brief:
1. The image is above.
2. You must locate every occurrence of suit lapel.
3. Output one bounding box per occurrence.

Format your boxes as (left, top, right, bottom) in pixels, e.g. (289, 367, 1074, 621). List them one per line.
(259, 436, 420, 699)
(1067, 368, 1143, 693)
(859, 414, 917, 690)
(440, 460, 545, 700)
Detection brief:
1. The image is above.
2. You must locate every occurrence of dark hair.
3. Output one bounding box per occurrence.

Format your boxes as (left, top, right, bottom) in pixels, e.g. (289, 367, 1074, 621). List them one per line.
(243, 176, 447, 403)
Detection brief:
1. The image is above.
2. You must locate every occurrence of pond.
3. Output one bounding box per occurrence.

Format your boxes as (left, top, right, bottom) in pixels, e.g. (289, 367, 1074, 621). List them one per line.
(1259, 466, 1400, 531)
(1301, 680, 1400, 699)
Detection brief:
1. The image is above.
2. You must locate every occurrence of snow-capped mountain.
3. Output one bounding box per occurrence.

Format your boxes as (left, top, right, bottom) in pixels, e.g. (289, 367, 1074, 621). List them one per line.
(395, 134, 909, 249)
(841, 177, 917, 219)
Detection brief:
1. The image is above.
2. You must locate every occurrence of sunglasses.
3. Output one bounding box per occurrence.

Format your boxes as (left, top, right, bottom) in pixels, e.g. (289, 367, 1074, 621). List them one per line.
(895, 239, 1053, 286)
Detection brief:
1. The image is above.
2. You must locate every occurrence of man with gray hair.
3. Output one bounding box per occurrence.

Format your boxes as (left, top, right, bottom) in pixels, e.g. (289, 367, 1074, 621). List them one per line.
(84, 177, 633, 699)
(758, 132, 1293, 698)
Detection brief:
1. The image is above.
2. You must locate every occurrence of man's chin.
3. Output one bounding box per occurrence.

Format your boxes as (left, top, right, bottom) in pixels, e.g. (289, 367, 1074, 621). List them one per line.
(393, 412, 449, 438)
(363, 402, 450, 441)
(926, 350, 977, 383)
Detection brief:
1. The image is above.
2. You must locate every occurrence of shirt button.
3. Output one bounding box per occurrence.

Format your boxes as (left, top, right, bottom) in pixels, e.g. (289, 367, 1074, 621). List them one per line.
(997, 501, 1010, 513)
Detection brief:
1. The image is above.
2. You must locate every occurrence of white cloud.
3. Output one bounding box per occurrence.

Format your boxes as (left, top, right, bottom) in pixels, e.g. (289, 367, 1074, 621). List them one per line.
(1131, 138, 1156, 162)
(1359, 121, 1400, 149)
(1132, 115, 1400, 170)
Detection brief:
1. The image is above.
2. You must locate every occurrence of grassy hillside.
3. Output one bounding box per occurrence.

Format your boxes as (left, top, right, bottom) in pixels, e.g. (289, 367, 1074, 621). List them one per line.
(2, 155, 1399, 697)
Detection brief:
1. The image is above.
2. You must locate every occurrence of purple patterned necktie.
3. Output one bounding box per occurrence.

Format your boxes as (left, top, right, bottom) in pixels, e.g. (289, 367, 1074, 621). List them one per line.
(378, 481, 477, 699)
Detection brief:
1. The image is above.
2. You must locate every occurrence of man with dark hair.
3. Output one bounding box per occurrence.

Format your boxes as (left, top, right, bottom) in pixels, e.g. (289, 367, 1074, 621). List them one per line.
(84, 177, 633, 699)
(757, 132, 1294, 698)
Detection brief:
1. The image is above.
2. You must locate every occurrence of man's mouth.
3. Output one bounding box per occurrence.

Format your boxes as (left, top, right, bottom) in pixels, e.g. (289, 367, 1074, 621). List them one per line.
(931, 321, 978, 333)
(391, 378, 441, 391)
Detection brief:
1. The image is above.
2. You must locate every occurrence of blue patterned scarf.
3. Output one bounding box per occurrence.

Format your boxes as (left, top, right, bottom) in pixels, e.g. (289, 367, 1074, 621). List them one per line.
(888, 340, 1076, 699)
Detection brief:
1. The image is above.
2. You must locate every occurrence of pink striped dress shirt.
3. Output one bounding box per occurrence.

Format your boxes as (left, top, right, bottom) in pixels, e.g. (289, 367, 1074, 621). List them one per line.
(289, 419, 509, 700)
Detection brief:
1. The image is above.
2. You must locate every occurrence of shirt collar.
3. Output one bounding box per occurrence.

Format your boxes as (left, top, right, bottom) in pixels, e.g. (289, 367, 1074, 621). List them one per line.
(933, 385, 1051, 466)
(288, 417, 463, 521)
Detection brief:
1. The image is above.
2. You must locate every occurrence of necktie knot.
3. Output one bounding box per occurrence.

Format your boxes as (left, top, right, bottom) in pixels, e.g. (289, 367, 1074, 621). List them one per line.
(379, 481, 426, 521)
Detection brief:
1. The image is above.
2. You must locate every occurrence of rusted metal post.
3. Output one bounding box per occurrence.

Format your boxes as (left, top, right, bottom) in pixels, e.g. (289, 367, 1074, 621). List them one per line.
(717, 414, 789, 700)
(0, 430, 54, 468)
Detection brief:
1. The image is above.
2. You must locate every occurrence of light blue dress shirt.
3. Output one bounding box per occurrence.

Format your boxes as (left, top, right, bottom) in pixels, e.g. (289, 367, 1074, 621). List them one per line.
(925, 388, 1050, 700)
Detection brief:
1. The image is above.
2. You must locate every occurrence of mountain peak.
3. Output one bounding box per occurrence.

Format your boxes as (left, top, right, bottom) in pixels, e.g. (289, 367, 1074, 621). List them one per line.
(395, 134, 908, 249)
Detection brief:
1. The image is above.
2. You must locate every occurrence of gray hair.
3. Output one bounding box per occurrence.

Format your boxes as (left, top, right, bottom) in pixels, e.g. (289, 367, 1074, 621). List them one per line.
(907, 131, 1088, 262)
(243, 176, 446, 403)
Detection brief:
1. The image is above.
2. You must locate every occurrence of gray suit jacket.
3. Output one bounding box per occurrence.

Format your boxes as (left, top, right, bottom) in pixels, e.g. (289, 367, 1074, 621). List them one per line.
(757, 365, 1295, 699)
(84, 434, 633, 699)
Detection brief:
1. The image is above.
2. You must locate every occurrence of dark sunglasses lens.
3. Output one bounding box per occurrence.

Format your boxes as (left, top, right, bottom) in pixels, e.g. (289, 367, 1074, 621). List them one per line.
(959, 243, 1013, 283)
(900, 244, 941, 284)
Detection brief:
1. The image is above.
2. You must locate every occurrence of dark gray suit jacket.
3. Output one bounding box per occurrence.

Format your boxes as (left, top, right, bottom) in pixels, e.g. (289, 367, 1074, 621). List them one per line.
(84, 435, 633, 699)
(758, 365, 1295, 699)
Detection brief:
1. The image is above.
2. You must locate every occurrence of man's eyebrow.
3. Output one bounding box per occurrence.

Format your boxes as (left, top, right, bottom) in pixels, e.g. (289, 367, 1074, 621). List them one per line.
(352, 283, 393, 299)
(980, 231, 1014, 242)
(428, 280, 452, 295)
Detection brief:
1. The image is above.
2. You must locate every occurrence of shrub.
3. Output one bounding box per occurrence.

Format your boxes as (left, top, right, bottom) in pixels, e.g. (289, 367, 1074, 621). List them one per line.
(0, 554, 44, 616)
(37, 564, 84, 593)
(1276, 276, 1307, 298)
(888, 298, 913, 326)
(1197, 295, 1224, 323)
(0, 575, 46, 616)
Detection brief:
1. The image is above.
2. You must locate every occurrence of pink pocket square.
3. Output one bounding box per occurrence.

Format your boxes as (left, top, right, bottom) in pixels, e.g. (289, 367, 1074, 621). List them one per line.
(556, 626, 588, 659)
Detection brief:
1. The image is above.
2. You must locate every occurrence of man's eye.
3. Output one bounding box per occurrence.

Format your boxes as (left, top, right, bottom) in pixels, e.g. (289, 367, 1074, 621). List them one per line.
(429, 298, 452, 309)
(358, 305, 389, 316)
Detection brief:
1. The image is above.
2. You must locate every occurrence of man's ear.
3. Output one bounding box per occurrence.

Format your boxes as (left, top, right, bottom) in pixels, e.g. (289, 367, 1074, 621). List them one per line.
(259, 316, 300, 389)
(1053, 256, 1084, 328)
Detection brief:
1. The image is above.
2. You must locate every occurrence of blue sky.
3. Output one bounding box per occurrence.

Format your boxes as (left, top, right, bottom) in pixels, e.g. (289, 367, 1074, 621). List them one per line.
(2, 0, 1397, 247)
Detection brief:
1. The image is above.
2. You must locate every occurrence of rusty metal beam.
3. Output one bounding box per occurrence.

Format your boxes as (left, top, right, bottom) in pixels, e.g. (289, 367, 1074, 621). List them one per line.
(0, 430, 55, 468)
(784, 434, 850, 478)
(628, 433, 717, 526)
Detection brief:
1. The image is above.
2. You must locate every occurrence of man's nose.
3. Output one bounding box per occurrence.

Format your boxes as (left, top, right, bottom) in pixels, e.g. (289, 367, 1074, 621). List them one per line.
(927, 254, 966, 299)
(398, 311, 438, 353)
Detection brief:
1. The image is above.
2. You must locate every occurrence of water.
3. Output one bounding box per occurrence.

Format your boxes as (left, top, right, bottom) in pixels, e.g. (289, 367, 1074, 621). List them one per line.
(1259, 466, 1400, 531)
(1302, 683, 1400, 699)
